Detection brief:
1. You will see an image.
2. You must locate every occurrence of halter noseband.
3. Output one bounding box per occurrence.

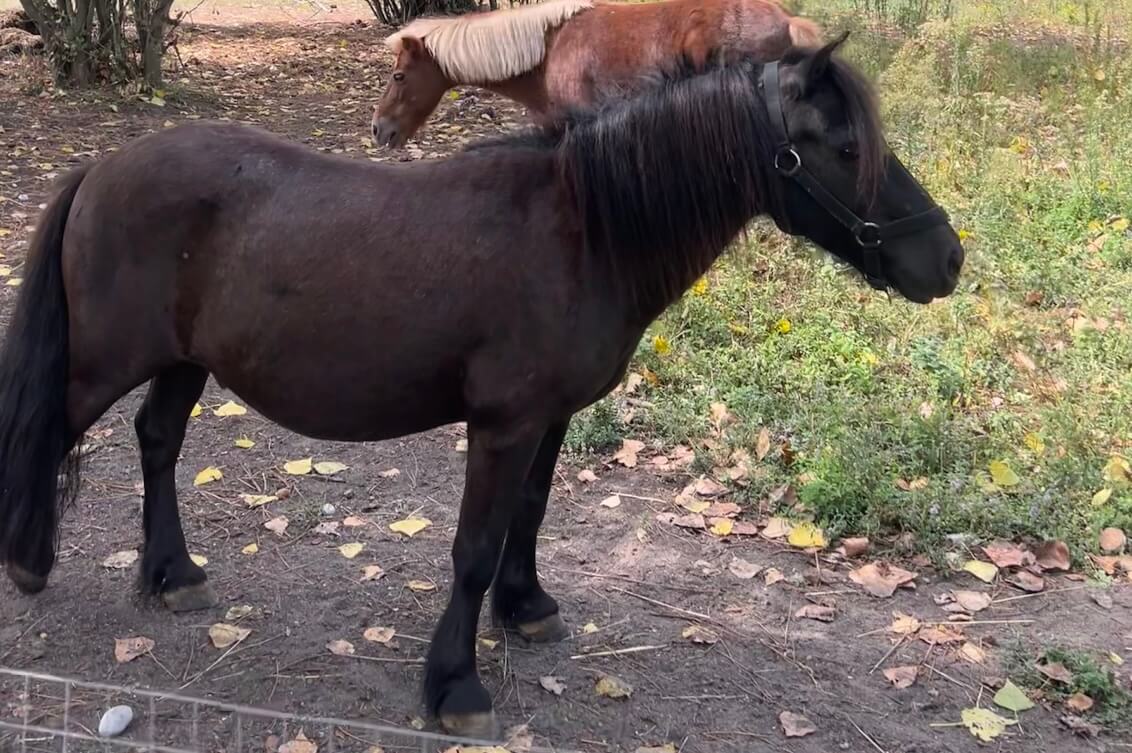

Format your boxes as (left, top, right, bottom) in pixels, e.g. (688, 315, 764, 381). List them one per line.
(759, 61, 950, 291)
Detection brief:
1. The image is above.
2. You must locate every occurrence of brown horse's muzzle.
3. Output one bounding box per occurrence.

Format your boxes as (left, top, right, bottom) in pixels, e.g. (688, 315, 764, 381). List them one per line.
(371, 116, 403, 149)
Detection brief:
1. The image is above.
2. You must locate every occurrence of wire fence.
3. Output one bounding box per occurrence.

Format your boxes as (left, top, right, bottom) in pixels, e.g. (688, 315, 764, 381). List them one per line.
(0, 667, 571, 753)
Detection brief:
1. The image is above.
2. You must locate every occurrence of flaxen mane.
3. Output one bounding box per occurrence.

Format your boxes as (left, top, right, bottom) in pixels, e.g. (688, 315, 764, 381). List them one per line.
(385, 0, 593, 83)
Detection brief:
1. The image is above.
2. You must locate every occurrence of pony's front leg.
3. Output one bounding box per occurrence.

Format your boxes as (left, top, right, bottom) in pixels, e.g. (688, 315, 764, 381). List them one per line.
(425, 422, 544, 740)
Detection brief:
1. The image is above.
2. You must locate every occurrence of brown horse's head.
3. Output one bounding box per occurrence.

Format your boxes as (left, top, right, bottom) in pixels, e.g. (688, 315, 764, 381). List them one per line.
(373, 36, 451, 149)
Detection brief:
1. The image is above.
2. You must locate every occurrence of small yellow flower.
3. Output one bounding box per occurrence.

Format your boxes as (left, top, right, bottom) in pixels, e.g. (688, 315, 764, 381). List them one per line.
(652, 335, 671, 356)
(860, 351, 878, 366)
(1008, 136, 1030, 155)
(957, 229, 971, 242)
(690, 277, 709, 296)
(775, 318, 792, 334)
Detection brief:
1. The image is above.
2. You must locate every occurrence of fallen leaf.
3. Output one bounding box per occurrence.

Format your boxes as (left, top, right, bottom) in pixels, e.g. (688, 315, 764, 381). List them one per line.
(379, 468, 400, 478)
(102, 550, 138, 569)
(1037, 662, 1073, 684)
(896, 476, 929, 491)
(1103, 455, 1131, 485)
(994, 680, 1035, 712)
(728, 558, 761, 580)
(313, 522, 340, 536)
(694, 477, 727, 497)
(795, 604, 836, 622)
(407, 580, 435, 592)
(961, 707, 1015, 742)
(918, 625, 965, 644)
(208, 623, 250, 649)
(613, 439, 645, 468)
(840, 537, 870, 557)
(190, 403, 202, 418)
(595, 674, 633, 699)
(882, 665, 918, 689)
(850, 562, 918, 597)
(959, 642, 987, 664)
(577, 469, 598, 483)
(764, 568, 785, 586)
(1008, 570, 1045, 592)
(600, 494, 622, 509)
(989, 460, 1020, 488)
(760, 517, 792, 540)
(389, 517, 431, 537)
(658, 512, 706, 529)
(681, 625, 719, 644)
(1066, 693, 1094, 713)
(1035, 540, 1071, 570)
(361, 565, 385, 581)
(240, 493, 277, 508)
(634, 746, 676, 753)
(888, 613, 922, 635)
(624, 372, 644, 394)
(779, 711, 816, 738)
(1091, 590, 1113, 609)
(278, 731, 317, 753)
(581, 622, 599, 634)
(193, 466, 222, 486)
(952, 590, 992, 613)
(1099, 527, 1126, 553)
(755, 427, 771, 461)
(213, 400, 247, 417)
(962, 560, 998, 583)
(1092, 488, 1113, 506)
(314, 461, 348, 476)
(283, 458, 313, 475)
(983, 541, 1032, 569)
(343, 516, 367, 527)
(264, 516, 289, 536)
(225, 605, 255, 621)
(241, 543, 259, 555)
(189, 553, 208, 567)
(1108, 652, 1123, 666)
(114, 636, 155, 663)
(788, 522, 826, 549)
(363, 626, 396, 644)
(1060, 714, 1101, 737)
(709, 518, 733, 537)
(730, 521, 759, 536)
(454, 438, 468, 452)
(338, 543, 364, 559)
(539, 675, 566, 695)
(709, 402, 734, 432)
(327, 639, 355, 656)
(234, 437, 255, 449)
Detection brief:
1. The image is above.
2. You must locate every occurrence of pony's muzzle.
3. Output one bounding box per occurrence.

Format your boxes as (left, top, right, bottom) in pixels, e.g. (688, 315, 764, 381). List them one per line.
(371, 117, 401, 149)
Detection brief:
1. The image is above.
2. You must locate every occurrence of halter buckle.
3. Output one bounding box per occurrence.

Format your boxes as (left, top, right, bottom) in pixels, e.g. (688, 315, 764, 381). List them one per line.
(773, 147, 802, 177)
(855, 222, 882, 248)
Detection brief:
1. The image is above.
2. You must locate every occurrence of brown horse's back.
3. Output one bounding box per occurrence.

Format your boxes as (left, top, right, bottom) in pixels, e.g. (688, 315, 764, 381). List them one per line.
(543, 0, 814, 107)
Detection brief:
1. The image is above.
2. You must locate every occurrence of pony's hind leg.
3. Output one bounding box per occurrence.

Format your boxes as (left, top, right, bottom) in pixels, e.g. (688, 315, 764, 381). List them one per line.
(134, 363, 214, 612)
(490, 421, 569, 643)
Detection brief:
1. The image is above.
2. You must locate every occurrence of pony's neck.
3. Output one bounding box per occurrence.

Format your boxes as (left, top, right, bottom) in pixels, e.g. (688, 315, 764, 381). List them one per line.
(478, 70, 552, 116)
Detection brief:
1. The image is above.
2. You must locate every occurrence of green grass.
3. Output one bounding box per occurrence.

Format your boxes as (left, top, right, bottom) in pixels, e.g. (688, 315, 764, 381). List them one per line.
(566, 0, 1132, 555)
(1005, 640, 1132, 729)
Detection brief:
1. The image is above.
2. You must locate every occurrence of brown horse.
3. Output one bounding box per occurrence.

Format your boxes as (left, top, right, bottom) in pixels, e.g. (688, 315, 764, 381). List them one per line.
(372, 0, 822, 147)
(0, 39, 961, 739)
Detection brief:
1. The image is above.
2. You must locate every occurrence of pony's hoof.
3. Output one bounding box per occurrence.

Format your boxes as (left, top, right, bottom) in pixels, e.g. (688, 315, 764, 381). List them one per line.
(162, 582, 217, 612)
(516, 613, 568, 643)
(6, 563, 47, 594)
(439, 710, 497, 741)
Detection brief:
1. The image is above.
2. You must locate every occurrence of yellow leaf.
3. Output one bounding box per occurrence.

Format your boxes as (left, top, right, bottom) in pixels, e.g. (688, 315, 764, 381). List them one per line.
(652, 335, 671, 356)
(338, 542, 364, 559)
(1112, 217, 1129, 232)
(241, 543, 259, 555)
(594, 674, 633, 699)
(988, 460, 1020, 488)
(212, 400, 247, 417)
(1103, 456, 1130, 485)
(389, 517, 431, 537)
(963, 560, 998, 583)
(1093, 488, 1113, 507)
(775, 317, 792, 334)
(0, 265, 11, 276)
(283, 458, 313, 475)
(314, 461, 348, 476)
(240, 493, 277, 508)
(680, 497, 709, 514)
(208, 623, 250, 649)
(6, 278, 22, 287)
(189, 553, 208, 567)
(961, 707, 1015, 742)
(1023, 432, 1045, 454)
(234, 437, 256, 449)
(407, 580, 436, 592)
(193, 466, 222, 486)
(1109, 652, 1124, 666)
(709, 518, 733, 537)
(788, 521, 827, 549)
(190, 403, 202, 418)
(691, 277, 709, 296)
(582, 622, 599, 634)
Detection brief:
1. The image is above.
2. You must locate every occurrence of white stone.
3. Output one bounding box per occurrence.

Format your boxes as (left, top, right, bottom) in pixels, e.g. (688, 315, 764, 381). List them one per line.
(321, 503, 336, 516)
(98, 705, 133, 737)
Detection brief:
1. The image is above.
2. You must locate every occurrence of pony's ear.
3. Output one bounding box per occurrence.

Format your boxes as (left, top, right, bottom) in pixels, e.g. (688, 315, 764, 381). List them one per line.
(398, 34, 424, 58)
(802, 30, 849, 88)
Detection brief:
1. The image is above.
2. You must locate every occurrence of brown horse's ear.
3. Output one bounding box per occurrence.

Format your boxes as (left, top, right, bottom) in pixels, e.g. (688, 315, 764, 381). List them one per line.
(398, 34, 424, 59)
(803, 30, 849, 88)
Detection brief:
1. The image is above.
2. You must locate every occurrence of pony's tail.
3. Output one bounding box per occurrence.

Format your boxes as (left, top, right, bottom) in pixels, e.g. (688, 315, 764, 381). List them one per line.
(0, 164, 89, 594)
(788, 16, 823, 49)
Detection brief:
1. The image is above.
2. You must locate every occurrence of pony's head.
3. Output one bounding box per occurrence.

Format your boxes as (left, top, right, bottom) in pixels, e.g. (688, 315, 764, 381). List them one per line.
(765, 35, 963, 302)
(373, 35, 450, 149)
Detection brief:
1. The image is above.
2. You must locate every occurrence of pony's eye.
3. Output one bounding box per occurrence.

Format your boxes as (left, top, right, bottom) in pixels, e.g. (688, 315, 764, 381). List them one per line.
(839, 146, 859, 161)
(392, 71, 406, 83)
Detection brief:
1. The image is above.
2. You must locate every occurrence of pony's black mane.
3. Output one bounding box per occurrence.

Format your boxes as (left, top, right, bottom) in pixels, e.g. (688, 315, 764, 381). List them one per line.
(465, 52, 886, 318)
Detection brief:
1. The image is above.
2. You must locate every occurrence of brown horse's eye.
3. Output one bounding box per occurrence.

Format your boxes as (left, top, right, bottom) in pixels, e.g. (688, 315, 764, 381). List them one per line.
(839, 146, 859, 162)
(392, 71, 406, 83)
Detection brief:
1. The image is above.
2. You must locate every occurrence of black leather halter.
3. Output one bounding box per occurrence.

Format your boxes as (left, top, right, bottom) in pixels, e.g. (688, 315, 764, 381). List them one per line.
(759, 61, 950, 290)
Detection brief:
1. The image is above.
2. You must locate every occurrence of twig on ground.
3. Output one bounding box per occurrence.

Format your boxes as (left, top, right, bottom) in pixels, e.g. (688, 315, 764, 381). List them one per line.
(608, 586, 711, 621)
(570, 644, 667, 660)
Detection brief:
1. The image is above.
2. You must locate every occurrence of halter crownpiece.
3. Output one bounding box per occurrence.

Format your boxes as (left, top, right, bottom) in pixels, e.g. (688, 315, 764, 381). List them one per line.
(759, 60, 950, 291)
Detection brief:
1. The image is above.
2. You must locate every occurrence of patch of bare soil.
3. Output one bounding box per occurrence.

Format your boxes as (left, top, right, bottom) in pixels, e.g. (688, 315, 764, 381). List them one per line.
(1, 6, 1129, 752)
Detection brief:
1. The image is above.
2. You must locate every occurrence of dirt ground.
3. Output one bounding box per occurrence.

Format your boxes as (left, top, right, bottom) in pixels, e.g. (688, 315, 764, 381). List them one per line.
(1, 3, 1130, 752)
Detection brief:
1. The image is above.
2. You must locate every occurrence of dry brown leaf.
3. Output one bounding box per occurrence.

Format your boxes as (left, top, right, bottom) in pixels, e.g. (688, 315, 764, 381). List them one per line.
(1100, 527, 1126, 553)
(600, 494, 622, 509)
(694, 476, 728, 497)
(918, 625, 964, 645)
(264, 516, 289, 536)
(594, 674, 633, 699)
(361, 565, 385, 581)
(363, 626, 395, 645)
(795, 604, 836, 622)
(840, 537, 870, 558)
(888, 613, 922, 635)
(681, 625, 719, 644)
(208, 623, 251, 649)
(1008, 570, 1045, 592)
(730, 520, 759, 536)
(755, 427, 771, 461)
(1037, 661, 1073, 684)
(114, 636, 154, 663)
(657, 512, 706, 530)
(577, 469, 598, 483)
(313, 521, 340, 536)
(378, 467, 401, 478)
(849, 562, 918, 597)
(635, 746, 677, 753)
(764, 567, 785, 586)
(1066, 693, 1094, 713)
(895, 476, 929, 491)
(883, 665, 918, 689)
(709, 402, 734, 433)
(1034, 540, 1071, 571)
(779, 711, 816, 738)
(278, 731, 317, 753)
(539, 675, 566, 695)
(760, 517, 792, 540)
(728, 558, 761, 580)
(669, 445, 695, 467)
(327, 639, 355, 656)
(958, 642, 987, 664)
(704, 501, 741, 518)
(343, 516, 367, 527)
(102, 550, 138, 569)
(613, 439, 645, 468)
(952, 590, 992, 613)
(983, 541, 1033, 569)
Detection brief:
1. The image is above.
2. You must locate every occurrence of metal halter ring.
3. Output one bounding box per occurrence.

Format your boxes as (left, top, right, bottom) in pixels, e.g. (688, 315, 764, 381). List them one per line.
(773, 147, 802, 177)
(855, 222, 882, 248)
